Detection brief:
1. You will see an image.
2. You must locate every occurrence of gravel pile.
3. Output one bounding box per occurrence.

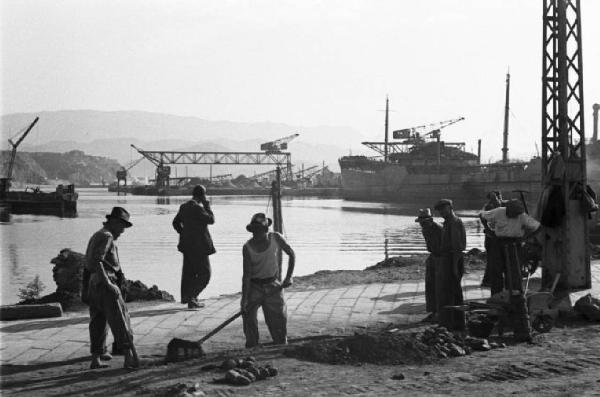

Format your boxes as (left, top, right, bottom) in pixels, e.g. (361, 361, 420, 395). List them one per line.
(289, 326, 506, 365)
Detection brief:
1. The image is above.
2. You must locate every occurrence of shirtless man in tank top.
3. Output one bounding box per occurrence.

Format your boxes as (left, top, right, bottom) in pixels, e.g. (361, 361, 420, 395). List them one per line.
(241, 213, 295, 348)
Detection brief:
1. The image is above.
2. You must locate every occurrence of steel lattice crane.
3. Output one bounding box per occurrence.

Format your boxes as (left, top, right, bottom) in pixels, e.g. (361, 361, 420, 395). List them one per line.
(1, 117, 39, 196)
(392, 117, 465, 141)
(115, 157, 145, 194)
(362, 116, 465, 157)
(260, 133, 299, 153)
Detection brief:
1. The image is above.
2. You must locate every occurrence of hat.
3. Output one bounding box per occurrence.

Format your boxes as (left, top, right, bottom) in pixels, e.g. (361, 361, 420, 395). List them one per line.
(246, 212, 273, 232)
(505, 199, 525, 218)
(192, 185, 206, 198)
(105, 207, 132, 227)
(415, 208, 433, 222)
(434, 199, 453, 211)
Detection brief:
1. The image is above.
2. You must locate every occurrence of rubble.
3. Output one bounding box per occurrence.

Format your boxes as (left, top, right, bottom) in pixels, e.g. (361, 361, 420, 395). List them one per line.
(288, 326, 507, 365)
(210, 356, 278, 386)
(18, 248, 174, 309)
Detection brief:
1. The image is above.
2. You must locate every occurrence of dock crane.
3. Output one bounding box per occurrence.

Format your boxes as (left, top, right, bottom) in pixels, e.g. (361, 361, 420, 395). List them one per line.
(392, 117, 465, 142)
(116, 157, 145, 194)
(1, 117, 39, 197)
(260, 133, 299, 153)
(362, 116, 465, 158)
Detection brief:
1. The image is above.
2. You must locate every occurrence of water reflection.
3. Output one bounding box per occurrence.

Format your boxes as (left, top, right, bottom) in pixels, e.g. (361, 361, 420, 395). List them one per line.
(1, 189, 487, 305)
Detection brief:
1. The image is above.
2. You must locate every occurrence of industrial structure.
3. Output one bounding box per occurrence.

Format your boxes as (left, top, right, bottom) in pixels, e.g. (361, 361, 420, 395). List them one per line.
(541, 0, 590, 290)
(115, 157, 144, 195)
(130, 135, 296, 193)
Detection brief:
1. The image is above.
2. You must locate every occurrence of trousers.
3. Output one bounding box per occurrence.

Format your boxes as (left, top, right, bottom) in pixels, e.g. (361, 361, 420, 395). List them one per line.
(88, 280, 133, 355)
(181, 253, 211, 303)
(425, 255, 437, 313)
(242, 281, 287, 348)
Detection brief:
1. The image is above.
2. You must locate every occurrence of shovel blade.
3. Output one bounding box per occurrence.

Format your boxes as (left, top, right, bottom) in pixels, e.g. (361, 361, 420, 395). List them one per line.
(166, 338, 205, 362)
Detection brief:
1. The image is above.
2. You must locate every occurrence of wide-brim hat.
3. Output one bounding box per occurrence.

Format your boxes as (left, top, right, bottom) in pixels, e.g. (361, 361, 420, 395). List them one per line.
(434, 198, 453, 211)
(415, 208, 433, 222)
(105, 206, 132, 227)
(246, 212, 272, 232)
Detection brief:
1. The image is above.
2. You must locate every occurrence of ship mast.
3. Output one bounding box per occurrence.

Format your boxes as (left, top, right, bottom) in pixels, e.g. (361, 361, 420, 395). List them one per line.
(384, 96, 389, 163)
(502, 70, 510, 163)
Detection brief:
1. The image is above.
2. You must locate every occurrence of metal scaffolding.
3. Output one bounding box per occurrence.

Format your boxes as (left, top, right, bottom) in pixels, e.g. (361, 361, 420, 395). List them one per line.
(541, 0, 590, 289)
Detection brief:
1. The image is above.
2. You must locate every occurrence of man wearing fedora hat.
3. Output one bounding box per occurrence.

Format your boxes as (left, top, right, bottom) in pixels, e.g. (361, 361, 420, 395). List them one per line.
(172, 185, 216, 309)
(433, 199, 466, 330)
(415, 208, 443, 322)
(241, 212, 295, 348)
(83, 206, 138, 369)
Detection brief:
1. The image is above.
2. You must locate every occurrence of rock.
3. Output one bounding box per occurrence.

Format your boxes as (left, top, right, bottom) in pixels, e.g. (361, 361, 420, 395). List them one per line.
(391, 373, 405, 380)
(448, 343, 466, 357)
(222, 359, 238, 370)
(121, 279, 175, 302)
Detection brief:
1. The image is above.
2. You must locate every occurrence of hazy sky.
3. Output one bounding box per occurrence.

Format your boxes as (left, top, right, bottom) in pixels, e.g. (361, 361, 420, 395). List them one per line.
(2, 0, 599, 162)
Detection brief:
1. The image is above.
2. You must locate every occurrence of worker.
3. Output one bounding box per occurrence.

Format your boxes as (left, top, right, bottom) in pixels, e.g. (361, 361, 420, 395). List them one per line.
(172, 185, 216, 309)
(433, 199, 466, 330)
(480, 191, 504, 294)
(241, 213, 295, 348)
(480, 198, 541, 342)
(415, 208, 443, 322)
(83, 207, 138, 369)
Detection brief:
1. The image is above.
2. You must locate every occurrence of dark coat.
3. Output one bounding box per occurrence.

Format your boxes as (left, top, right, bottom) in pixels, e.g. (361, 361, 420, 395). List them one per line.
(172, 200, 216, 256)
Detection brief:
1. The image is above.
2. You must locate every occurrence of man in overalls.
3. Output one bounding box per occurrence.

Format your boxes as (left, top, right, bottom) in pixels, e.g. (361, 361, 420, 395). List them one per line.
(84, 207, 138, 369)
(241, 213, 295, 348)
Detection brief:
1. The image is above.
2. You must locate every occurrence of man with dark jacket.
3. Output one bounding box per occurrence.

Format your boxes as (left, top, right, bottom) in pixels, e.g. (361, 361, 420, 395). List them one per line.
(434, 199, 466, 330)
(415, 208, 443, 321)
(172, 185, 216, 308)
(84, 207, 138, 369)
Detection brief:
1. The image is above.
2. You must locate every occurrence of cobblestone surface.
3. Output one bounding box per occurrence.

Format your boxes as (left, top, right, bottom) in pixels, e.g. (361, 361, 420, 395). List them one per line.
(1, 262, 599, 366)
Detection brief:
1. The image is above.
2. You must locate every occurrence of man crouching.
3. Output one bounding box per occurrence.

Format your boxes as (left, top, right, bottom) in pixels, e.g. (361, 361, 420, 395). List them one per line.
(241, 213, 295, 348)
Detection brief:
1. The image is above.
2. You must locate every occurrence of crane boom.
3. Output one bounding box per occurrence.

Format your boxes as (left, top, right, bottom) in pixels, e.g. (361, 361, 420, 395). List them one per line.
(260, 133, 300, 152)
(3, 117, 40, 193)
(392, 117, 465, 139)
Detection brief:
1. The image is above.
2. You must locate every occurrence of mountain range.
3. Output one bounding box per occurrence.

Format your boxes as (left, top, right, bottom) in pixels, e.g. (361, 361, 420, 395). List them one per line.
(1, 110, 368, 177)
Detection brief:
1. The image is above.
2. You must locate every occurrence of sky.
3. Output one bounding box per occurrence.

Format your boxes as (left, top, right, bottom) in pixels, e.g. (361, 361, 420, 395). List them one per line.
(1, 0, 599, 162)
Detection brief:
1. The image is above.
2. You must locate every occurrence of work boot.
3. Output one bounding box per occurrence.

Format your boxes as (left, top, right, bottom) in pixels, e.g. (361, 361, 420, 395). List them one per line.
(188, 299, 205, 309)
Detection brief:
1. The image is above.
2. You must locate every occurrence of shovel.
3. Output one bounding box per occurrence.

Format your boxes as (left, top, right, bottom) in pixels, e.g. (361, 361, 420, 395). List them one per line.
(166, 285, 284, 362)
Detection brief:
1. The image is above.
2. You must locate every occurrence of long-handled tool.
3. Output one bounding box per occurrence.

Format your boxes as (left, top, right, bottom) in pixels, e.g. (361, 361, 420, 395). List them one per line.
(166, 286, 284, 362)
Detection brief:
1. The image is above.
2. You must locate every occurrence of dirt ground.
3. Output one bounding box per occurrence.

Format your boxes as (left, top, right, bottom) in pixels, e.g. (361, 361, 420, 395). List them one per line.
(2, 254, 600, 396)
(2, 320, 600, 396)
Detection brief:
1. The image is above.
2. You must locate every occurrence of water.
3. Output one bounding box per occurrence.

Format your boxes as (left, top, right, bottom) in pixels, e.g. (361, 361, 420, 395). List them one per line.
(0, 189, 485, 305)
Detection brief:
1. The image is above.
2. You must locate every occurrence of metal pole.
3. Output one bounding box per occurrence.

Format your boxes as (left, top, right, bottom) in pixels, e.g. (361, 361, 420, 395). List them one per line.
(384, 96, 389, 163)
(502, 71, 511, 163)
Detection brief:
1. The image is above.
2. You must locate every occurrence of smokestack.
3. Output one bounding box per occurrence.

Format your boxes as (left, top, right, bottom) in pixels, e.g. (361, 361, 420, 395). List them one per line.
(502, 71, 510, 163)
(593, 103, 600, 142)
(478, 139, 482, 164)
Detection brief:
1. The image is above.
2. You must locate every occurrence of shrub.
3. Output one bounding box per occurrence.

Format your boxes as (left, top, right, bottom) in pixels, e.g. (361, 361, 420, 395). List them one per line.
(17, 275, 46, 302)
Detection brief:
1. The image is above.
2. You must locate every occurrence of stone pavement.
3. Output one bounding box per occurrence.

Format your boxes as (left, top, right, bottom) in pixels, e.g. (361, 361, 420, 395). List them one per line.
(1, 262, 600, 366)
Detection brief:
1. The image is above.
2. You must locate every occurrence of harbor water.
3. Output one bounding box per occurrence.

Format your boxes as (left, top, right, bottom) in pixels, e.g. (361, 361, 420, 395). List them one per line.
(1, 189, 485, 305)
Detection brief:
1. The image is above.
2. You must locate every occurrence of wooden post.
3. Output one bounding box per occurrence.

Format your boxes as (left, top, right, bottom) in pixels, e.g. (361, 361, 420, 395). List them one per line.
(271, 167, 283, 279)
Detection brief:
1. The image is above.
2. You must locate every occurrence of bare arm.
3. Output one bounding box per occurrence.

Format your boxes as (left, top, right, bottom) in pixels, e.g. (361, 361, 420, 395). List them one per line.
(241, 245, 252, 312)
(273, 233, 295, 287)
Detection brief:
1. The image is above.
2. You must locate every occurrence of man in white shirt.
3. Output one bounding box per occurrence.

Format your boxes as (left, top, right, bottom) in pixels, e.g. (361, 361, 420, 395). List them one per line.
(479, 198, 541, 342)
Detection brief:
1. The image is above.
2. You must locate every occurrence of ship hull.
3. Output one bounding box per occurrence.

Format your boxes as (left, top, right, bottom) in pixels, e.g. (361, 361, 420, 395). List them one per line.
(1, 187, 78, 217)
(340, 160, 543, 210)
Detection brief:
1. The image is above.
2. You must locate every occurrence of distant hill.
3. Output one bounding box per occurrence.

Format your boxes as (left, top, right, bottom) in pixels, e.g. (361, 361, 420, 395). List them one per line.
(1, 109, 365, 148)
(0, 150, 121, 186)
(1, 110, 364, 175)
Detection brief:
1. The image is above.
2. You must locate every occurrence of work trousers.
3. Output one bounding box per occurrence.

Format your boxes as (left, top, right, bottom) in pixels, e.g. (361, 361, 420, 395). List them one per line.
(242, 281, 287, 348)
(181, 253, 211, 303)
(496, 239, 532, 341)
(88, 281, 133, 355)
(425, 255, 437, 313)
(435, 254, 465, 330)
(489, 238, 525, 294)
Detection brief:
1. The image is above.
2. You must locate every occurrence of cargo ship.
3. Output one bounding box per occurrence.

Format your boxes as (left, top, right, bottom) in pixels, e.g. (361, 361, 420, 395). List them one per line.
(339, 78, 546, 209)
